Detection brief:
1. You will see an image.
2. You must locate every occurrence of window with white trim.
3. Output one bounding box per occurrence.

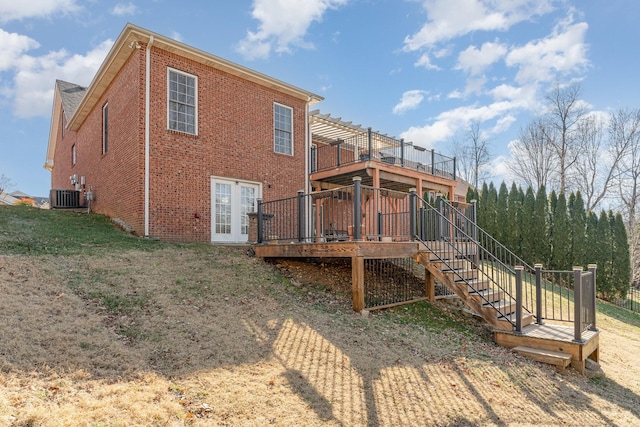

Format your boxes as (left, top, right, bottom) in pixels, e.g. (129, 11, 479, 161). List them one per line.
(102, 103, 108, 154)
(168, 68, 197, 134)
(274, 103, 293, 155)
(71, 144, 76, 165)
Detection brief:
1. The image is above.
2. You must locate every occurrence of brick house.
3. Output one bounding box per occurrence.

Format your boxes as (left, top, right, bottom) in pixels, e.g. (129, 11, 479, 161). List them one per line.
(46, 23, 322, 242)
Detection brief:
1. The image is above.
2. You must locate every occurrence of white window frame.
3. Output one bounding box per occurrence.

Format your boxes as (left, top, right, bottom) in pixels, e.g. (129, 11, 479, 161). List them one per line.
(167, 67, 198, 135)
(72, 144, 76, 166)
(274, 102, 293, 155)
(102, 102, 108, 154)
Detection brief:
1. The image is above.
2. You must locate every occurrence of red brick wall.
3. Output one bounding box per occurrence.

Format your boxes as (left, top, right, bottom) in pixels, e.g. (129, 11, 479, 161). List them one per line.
(51, 109, 78, 189)
(146, 47, 308, 241)
(52, 49, 145, 234)
(53, 44, 309, 242)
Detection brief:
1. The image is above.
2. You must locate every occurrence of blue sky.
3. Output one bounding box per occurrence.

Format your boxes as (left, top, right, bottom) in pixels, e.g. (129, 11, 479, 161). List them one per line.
(0, 0, 639, 197)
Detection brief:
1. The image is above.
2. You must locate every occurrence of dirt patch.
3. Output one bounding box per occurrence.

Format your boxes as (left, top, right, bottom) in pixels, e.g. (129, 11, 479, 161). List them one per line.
(0, 248, 639, 426)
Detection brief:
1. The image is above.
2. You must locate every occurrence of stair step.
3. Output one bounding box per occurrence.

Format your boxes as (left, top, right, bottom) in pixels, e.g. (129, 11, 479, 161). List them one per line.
(464, 278, 490, 292)
(483, 299, 516, 314)
(513, 346, 572, 369)
(469, 288, 503, 303)
(439, 259, 469, 271)
(496, 312, 535, 328)
(450, 269, 477, 281)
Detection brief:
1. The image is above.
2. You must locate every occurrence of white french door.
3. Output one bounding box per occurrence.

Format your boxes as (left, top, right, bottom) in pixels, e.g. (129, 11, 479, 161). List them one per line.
(211, 177, 261, 242)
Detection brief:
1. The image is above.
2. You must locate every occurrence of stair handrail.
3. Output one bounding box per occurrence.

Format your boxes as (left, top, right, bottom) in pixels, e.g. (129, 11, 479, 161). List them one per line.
(432, 197, 598, 333)
(413, 192, 528, 327)
(439, 197, 536, 273)
(435, 197, 542, 317)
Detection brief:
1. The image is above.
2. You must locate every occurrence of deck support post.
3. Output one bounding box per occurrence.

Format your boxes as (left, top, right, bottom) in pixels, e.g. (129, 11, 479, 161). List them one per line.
(377, 211, 383, 241)
(257, 199, 263, 244)
(535, 264, 543, 324)
(436, 195, 444, 240)
(297, 190, 305, 242)
(431, 149, 435, 175)
(588, 264, 598, 331)
(573, 266, 584, 343)
(367, 127, 373, 160)
(515, 266, 523, 333)
(425, 268, 435, 302)
(409, 188, 417, 241)
(453, 156, 457, 180)
(352, 256, 365, 312)
(469, 199, 479, 266)
(400, 138, 405, 167)
(353, 177, 363, 241)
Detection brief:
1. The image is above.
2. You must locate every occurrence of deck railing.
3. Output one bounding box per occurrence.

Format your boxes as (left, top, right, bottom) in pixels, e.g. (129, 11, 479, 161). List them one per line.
(257, 178, 412, 244)
(311, 128, 456, 180)
(256, 182, 598, 339)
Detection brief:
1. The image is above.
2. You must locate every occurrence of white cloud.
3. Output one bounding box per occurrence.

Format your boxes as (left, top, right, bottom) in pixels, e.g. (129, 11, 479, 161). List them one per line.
(0, 0, 79, 23)
(0, 29, 40, 72)
(400, 100, 520, 147)
(404, 0, 554, 52)
(489, 83, 540, 111)
(464, 76, 487, 95)
(393, 90, 428, 114)
(506, 17, 589, 84)
(111, 2, 137, 16)
(415, 53, 439, 70)
(448, 89, 463, 99)
(455, 41, 507, 75)
(489, 154, 510, 181)
(6, 39, 113, 118)
(236, 0, 347, 60)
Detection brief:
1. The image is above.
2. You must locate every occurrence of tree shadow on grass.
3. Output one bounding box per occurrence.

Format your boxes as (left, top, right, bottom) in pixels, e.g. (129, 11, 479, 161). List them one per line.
(2, 248, 639, 426)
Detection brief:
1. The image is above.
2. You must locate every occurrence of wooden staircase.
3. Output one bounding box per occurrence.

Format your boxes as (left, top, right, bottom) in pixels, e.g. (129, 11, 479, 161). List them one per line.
(415, 247, 599, 374)
(416, 250, 534, 332)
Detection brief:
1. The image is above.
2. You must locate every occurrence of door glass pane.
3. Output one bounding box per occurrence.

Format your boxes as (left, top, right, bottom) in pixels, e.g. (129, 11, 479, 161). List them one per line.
(240, 186, 256, 235)
(215, 183, 232, 234)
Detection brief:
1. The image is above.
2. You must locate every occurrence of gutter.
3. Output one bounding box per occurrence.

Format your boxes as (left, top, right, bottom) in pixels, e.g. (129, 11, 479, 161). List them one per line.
(144, 35, 154, 237)
(305, 100, 312, 240)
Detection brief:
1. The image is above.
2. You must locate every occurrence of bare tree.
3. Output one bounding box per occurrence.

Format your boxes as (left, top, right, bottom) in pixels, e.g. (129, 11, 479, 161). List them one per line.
(572, 114, 625, 211)
(545, 82, 588, 194)
(0, 174, 13, 195)
(610, 109, 640, 226)
(506, 118, 557, 190)
(609, 108, 640, 284)
(452, 121, 491, 188)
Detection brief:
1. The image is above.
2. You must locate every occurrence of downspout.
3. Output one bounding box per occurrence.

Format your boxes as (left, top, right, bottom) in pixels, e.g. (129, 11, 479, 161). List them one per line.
(144, 35, 154, 237)
(304, 100, 310, 240)
(305, 101, 310, 195)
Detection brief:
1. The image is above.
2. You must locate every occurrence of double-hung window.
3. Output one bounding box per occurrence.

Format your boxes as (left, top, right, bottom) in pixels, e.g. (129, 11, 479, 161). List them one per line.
(274, 103, 293, 155)
(168, 68, 197, 134)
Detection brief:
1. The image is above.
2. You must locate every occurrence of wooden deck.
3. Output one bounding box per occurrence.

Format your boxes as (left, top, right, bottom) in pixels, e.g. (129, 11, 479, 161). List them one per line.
(495, 323, 600, 374)
(253, 240, 477, 259)
(255, 241, 600, 374)
(254, 241, 421, 259)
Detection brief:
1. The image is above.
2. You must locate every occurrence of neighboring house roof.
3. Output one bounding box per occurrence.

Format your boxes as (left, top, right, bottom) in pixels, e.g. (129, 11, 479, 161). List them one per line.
(9, 190, 30, 198)
(0, 192, 18, 206)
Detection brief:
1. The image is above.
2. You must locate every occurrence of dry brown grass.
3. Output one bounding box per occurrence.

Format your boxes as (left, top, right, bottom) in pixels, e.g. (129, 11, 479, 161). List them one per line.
(0, 244, 639, 426)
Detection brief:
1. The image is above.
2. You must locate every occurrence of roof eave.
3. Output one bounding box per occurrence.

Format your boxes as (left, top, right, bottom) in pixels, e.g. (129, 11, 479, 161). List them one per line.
(68, 23, 323, 131)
